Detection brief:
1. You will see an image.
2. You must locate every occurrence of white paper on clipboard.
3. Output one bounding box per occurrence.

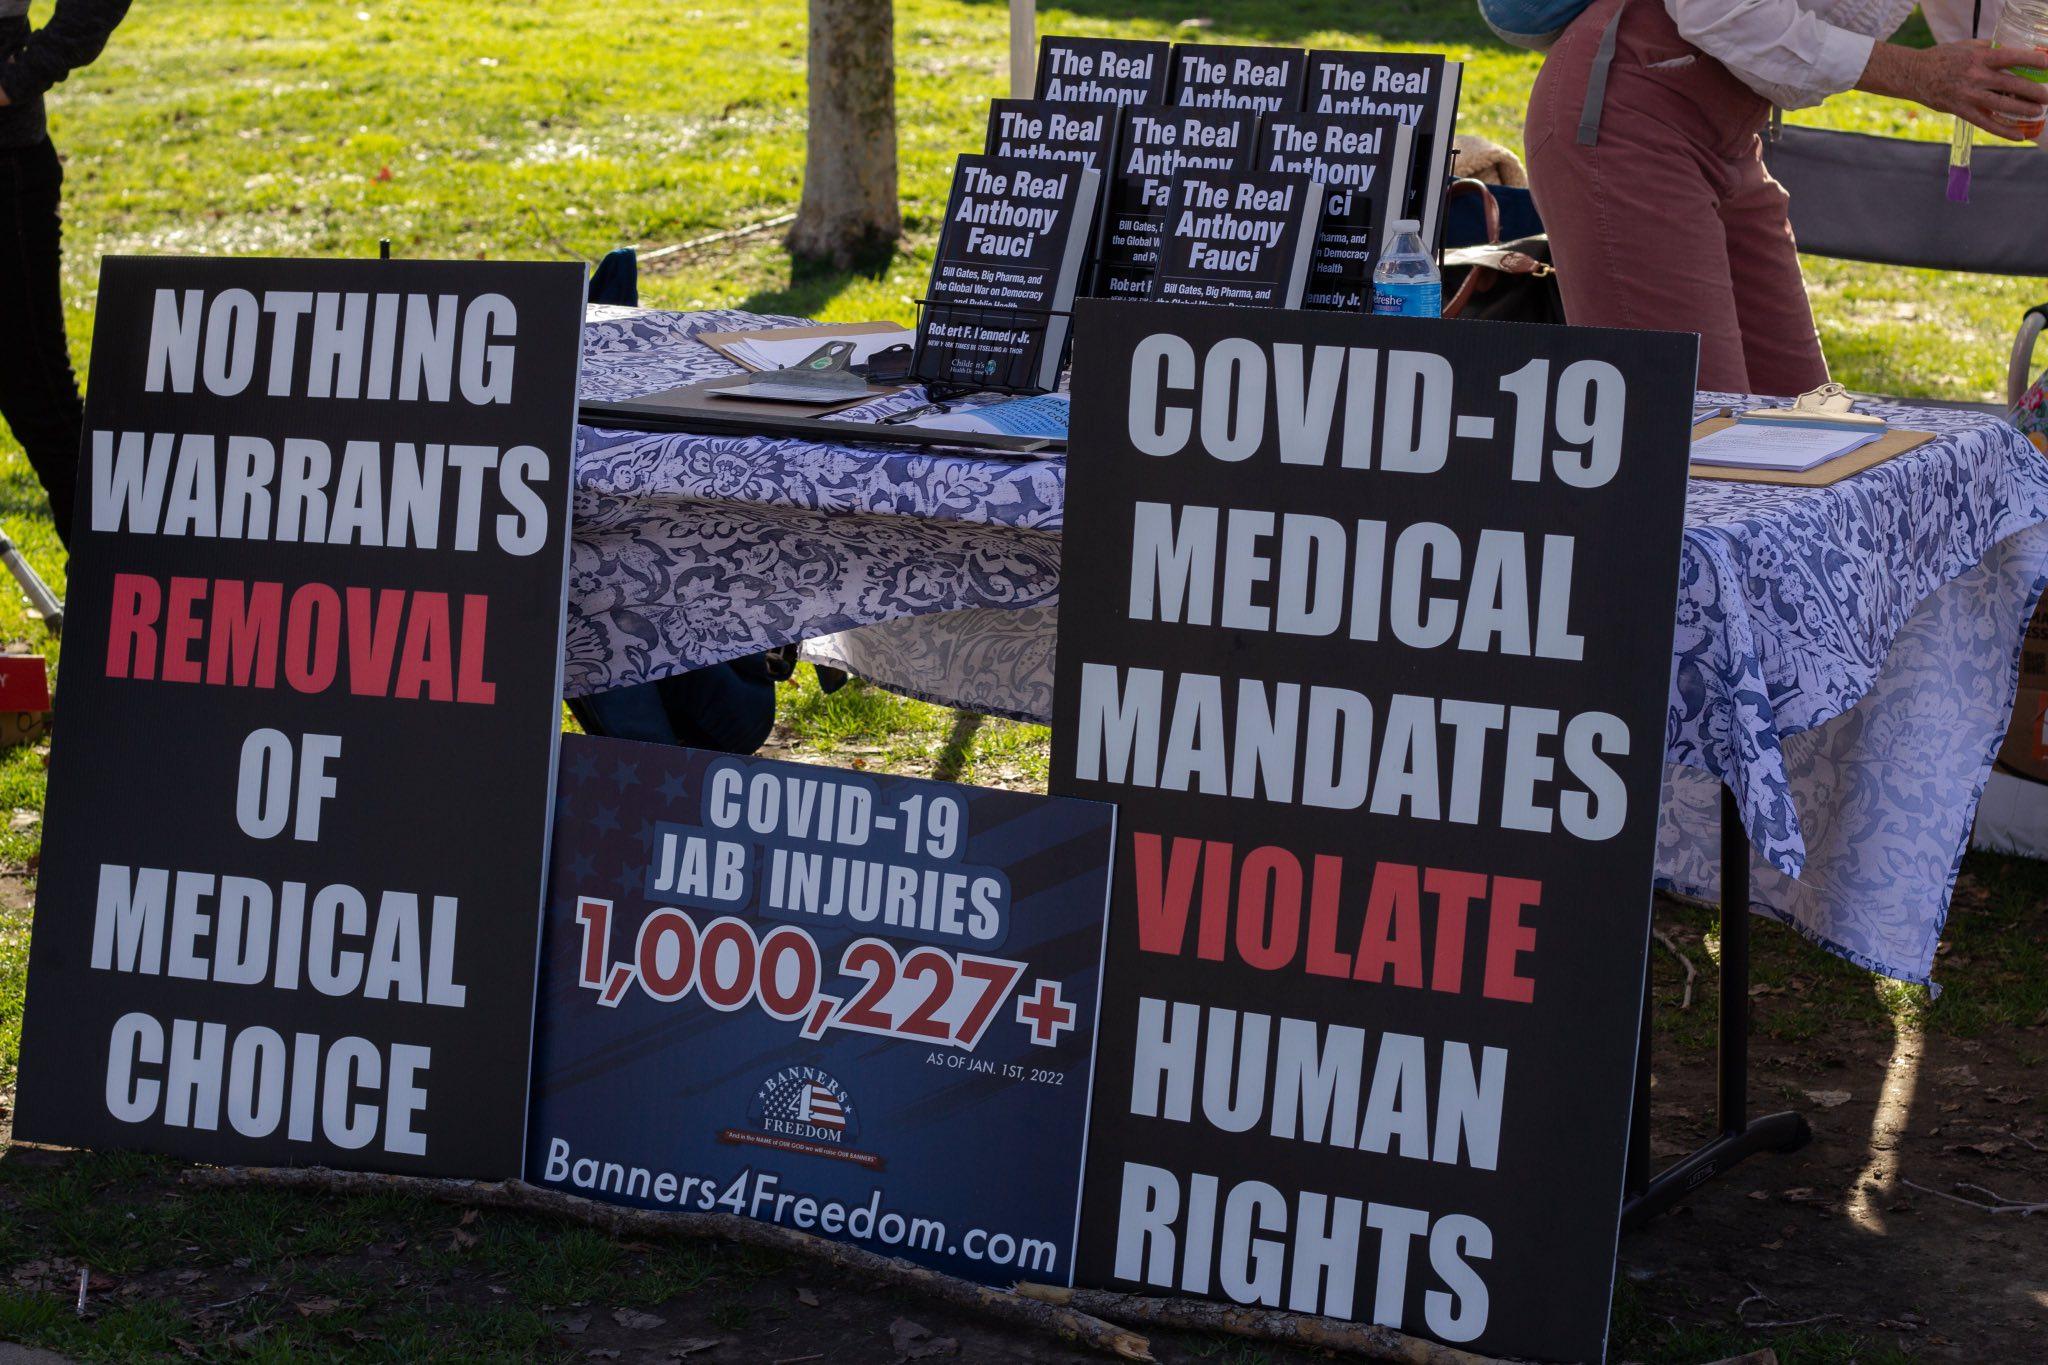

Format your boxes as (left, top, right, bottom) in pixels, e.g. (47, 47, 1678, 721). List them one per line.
(1690, 423, 1881, 473)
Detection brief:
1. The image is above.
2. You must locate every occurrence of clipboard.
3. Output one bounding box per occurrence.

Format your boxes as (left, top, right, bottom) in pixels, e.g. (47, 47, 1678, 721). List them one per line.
(1688, 418, 1937, 486)
(697, 321, 910, 373)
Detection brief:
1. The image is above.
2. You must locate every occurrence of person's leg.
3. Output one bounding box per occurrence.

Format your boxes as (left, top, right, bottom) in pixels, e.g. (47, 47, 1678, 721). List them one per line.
(572, 682, 680, 745)
(1720, 149, 1832, 398)
(1526, 12, 1751, 391)
(657, 658, 778, 755)
(0, 140, 83, 545)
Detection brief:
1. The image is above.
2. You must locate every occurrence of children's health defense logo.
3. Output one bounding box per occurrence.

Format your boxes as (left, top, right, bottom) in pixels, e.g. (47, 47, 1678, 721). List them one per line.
(720, 1066, 884, 1170)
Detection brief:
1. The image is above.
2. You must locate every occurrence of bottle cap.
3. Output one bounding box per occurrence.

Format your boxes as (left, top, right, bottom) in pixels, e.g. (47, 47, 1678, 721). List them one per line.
(1390, 217, 1421, 233)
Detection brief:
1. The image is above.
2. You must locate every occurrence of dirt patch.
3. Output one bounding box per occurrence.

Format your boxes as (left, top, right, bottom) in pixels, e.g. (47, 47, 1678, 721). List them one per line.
(1622, 888, 2048, 1361)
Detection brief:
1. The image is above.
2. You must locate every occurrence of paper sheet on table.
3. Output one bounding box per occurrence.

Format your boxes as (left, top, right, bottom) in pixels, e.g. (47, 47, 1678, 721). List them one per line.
(1689, 422, 1882, 472)
(913, 393, 1070, 439)
(726, 328, 908, 372)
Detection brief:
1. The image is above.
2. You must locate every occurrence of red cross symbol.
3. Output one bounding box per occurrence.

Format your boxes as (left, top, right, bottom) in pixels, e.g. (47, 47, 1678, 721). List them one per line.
(1016, 979, 1076, 1047)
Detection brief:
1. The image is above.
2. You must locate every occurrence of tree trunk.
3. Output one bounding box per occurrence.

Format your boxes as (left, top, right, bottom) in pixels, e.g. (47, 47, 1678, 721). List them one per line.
(787, 0, 901, 268)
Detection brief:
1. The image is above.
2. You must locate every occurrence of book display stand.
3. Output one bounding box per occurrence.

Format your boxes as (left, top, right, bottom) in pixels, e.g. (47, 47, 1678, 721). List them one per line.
(909, 296, 1074, 398)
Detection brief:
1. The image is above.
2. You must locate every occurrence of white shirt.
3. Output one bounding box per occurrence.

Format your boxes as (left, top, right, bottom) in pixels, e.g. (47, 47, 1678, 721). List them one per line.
(1665, 0, 1997, 108)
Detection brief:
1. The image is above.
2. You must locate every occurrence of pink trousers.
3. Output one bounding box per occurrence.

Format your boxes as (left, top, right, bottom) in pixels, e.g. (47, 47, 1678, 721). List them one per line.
(1525, 0, 1831, 396)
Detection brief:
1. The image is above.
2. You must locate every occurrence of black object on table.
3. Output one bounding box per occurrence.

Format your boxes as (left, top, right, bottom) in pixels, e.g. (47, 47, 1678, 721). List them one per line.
(1622, 784, 1814, 1230)
(578, 395, 1064, 455)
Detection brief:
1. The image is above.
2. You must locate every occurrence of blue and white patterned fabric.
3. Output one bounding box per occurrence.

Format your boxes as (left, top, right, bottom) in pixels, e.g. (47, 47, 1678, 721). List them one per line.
(570, 307, 1063, 701)
(570, 308, 2048, 985)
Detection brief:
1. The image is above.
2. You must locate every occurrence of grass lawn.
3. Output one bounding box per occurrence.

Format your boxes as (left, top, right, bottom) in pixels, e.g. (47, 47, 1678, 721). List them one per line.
(1, 1, 2045, 1361)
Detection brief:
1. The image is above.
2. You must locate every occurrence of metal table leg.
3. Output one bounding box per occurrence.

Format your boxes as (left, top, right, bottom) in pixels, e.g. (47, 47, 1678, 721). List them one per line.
(1621, 784, 1812, 1231)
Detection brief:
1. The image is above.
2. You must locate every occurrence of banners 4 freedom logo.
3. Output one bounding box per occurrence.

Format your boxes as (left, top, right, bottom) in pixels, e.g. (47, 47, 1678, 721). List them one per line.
(722, 1065, 874, 1168)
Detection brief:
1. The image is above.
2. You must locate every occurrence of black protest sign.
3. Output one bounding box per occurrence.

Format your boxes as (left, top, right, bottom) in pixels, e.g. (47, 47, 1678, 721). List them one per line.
(1052, 302, 1696, 1361)
(14, 256, 586, 1177)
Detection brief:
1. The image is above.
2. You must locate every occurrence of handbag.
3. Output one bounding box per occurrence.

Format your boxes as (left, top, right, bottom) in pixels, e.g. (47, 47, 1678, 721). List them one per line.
(1440, 179, 1565, 325)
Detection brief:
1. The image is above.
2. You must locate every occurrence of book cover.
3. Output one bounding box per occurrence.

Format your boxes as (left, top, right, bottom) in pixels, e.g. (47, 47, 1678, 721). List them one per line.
(1302, 51, 1463, 249)
(1095, 104, 1260, 300)
(916, 154, 1101, 393)
(1257, 111, 1415, 311)
(1034, 35, 1172, 105)
(985, 98, 1118, 173)
(986, 99, 1118, 306)
(1149, 169, 1325, 309)
(1168, 43, 1306, 115)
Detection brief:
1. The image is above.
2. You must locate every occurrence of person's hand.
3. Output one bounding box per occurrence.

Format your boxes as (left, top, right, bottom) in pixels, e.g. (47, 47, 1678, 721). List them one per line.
(1861, 40, 2048, 139)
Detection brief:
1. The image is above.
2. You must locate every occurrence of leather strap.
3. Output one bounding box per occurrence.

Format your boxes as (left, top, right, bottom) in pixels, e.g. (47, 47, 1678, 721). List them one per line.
(1442, 176, 1502, 246)
(1441, 179, 1503, 320)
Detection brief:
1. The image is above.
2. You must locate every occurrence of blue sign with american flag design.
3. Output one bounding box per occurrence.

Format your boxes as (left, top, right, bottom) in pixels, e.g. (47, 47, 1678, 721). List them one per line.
(527, 735, 1117, 1286)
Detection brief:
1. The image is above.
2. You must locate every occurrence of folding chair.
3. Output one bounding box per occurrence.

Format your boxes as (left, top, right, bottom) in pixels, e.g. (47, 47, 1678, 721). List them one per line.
(1763, 123, 2048, 416)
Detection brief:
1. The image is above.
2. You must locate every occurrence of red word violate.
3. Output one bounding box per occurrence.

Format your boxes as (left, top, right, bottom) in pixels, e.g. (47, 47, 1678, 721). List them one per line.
(1130, 832, 1540, 1003)
(104, 572, 497, 704)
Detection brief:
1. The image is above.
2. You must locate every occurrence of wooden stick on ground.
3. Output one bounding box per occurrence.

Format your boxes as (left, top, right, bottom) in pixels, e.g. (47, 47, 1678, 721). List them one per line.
(180, 1167, 1151, 1361)
(1902, 1177, 2048, 1215)
(1653, 927, 1700, 1010)
(639, 213, 799, 263)
(1014, 1282, 1523, 1365)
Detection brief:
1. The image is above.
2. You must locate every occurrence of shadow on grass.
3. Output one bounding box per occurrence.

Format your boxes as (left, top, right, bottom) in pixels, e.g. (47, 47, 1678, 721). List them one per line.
(933, 711, 983, 782)
(737, 244, 902, 318)
(972, 0, 1516, 49)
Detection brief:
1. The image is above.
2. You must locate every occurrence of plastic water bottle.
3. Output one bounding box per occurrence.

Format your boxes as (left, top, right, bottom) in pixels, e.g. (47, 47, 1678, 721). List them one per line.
(1372, 219, 1441, 318)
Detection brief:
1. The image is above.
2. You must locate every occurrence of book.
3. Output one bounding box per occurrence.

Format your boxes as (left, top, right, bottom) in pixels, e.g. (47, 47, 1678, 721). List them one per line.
(915, 392, 1070, 441)
(916, 154, 1101, 393)
(1095, 104, 1260, 300)
(1256, 111, 1415, 311)
(1150, 170, 1325, 308)
(985, 99, 1118, 305)
(984, 98, 1118, 173)
(1168, 43, 1306, 115)
(1034, 35, 1171, 105)
(1302, 51, 1463, 250)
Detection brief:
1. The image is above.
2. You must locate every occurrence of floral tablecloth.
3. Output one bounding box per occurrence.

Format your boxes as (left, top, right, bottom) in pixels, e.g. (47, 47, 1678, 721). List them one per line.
(569, 307, 2048, 986)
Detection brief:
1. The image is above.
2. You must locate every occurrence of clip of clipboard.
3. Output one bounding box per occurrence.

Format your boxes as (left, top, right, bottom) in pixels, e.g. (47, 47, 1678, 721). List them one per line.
(1736, 381, 1889, 432)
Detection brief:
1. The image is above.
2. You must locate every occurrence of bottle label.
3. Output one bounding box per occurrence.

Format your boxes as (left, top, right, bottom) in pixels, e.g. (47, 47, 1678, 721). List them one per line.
(1371, 280, 1442, 318)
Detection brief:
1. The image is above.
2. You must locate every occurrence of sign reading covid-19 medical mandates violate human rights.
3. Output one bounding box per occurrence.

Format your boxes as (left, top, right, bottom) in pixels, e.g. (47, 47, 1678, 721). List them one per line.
(1053, 301, 1697, 1363)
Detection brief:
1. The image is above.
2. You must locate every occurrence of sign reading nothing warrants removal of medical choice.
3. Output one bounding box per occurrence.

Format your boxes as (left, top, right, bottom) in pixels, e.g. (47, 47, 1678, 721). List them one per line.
(529, 735, 1116, 1287)
(1051, 301, 1696, 1362)
(14, 256, 587, 1177)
